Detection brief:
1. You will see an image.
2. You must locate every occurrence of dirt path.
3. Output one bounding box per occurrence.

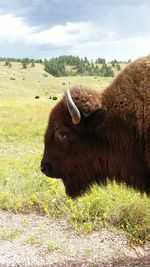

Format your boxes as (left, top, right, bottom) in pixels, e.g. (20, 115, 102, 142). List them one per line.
(0, 210, 149, 266)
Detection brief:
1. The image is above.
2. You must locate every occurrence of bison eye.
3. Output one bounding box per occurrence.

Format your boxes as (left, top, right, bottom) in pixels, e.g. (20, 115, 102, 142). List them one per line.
(56, 131, 68, 143)
(55, 126, 76, 144)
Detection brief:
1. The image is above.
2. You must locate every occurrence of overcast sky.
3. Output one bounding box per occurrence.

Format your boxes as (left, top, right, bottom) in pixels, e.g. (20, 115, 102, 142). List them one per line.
(0, 0, 150, 61)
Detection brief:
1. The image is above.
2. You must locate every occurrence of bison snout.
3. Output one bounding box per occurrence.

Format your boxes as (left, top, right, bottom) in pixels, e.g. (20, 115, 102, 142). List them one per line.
(41, 160, 61, 179)
(41, 160, 52, 177)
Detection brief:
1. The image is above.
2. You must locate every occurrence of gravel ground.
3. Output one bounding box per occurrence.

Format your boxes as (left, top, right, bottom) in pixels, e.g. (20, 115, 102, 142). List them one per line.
(0, 210, 149, 266)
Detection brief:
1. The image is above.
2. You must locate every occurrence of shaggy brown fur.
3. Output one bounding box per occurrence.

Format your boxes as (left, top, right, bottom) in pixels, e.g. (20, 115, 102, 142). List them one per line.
(41, 56, 150, 198)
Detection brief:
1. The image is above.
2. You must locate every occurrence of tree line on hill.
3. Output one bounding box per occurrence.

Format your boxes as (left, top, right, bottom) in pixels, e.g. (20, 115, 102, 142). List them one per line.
(1, 57, 42, 69)
(0, 56, 129, 77)
(44, 56, 115, 77)
(0, 57, 42, 64)
(43, 56, 125, 77)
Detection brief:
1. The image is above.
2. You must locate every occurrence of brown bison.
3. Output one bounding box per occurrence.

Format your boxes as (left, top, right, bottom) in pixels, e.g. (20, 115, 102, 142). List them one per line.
(41, 56, 150, 198)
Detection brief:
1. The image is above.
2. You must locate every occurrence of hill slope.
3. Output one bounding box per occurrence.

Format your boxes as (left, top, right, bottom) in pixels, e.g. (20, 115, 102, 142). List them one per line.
(0, 61, 116, 99)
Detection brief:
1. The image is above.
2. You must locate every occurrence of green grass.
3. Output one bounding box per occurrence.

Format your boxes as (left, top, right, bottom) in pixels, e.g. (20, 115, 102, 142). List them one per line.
(70, 183, 150, 243)
(0, 228, 21, 241)
(47, 240, 61, 252)
(25, 234, 43, 246)
(0, 61, 149, 244)
(0, 61, 111, 99)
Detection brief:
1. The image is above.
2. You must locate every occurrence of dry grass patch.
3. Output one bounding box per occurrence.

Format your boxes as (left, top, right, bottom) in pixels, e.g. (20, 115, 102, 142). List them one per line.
(0, 228, 21, 241)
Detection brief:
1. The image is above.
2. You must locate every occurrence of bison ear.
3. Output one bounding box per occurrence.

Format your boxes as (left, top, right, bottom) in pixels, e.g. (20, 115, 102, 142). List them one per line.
(85, 107, 107, 130)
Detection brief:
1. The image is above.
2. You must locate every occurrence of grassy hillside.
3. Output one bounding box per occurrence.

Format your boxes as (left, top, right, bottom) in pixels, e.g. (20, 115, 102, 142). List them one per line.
(0, 61, 115, 99)
(0, 61, 149, 244)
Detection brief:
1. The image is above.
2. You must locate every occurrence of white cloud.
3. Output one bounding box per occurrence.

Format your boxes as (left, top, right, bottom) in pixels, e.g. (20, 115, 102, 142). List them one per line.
(0, 14, 34, 42)
(0, 14, 117, 46)
(26, 20, 113, 47)
(0, 14, 95, 46)
(27, 22, 91, 45)
(0, 13, 149, 60)
(73, 36, 150, 60)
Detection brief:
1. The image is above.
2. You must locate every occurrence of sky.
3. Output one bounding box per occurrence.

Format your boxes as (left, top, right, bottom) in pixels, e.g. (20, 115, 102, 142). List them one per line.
(0, 0, 150, 61)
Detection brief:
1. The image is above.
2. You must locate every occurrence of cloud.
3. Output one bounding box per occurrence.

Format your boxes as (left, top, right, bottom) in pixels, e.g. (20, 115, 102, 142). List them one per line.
(73, 36, 150, 60)
(0, 14, 113, 46)
(27, 22, 92, 46)
(0, 13, 119, 44)
(0, 1, 150, 60)
(0, 14, 35, 42)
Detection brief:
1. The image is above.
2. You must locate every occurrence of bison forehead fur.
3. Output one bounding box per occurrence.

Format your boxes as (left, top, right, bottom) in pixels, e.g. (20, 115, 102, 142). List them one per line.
(41, 56, 150, 198)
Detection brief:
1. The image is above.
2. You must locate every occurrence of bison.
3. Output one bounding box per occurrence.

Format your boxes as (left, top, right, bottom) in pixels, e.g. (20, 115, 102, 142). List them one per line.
(41, 56, 150, 198)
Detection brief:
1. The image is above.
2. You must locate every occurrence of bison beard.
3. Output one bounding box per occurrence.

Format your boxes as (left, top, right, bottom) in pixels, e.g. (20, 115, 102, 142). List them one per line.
(62, 166, 106, 198)
(41, 56, 150, 198)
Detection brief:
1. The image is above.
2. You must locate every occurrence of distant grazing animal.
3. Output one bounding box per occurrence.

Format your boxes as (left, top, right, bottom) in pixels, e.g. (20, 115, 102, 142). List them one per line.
(41, 57, 150, 198)
(35, 96, 40, 99)
(49, 96, 57, 100)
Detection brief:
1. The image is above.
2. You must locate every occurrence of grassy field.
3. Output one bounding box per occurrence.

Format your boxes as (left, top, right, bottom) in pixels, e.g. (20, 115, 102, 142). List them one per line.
(0, 61, 150, 244)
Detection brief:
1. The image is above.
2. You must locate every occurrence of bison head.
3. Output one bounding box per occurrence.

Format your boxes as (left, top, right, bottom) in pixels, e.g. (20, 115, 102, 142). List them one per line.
(41, 87, 107, 198)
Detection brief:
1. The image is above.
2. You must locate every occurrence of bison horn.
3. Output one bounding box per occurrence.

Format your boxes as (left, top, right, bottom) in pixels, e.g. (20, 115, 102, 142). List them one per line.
(66, 88, 81, 124)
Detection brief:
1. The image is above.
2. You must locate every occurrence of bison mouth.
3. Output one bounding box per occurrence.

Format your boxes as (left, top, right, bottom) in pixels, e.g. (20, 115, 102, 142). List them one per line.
(41, 161, 63, 179)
